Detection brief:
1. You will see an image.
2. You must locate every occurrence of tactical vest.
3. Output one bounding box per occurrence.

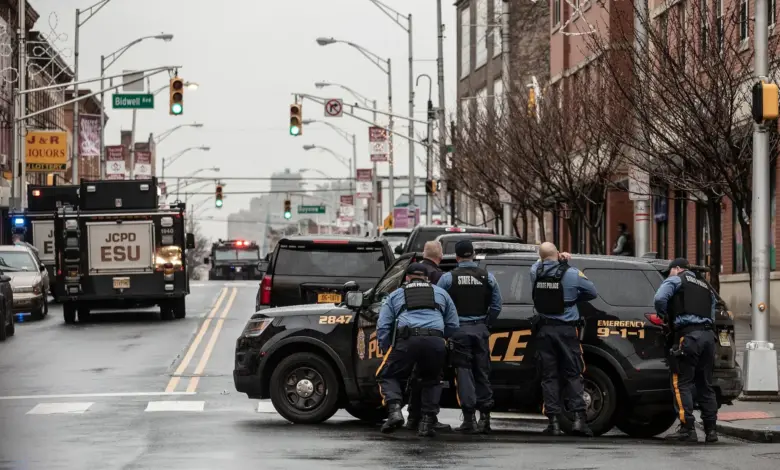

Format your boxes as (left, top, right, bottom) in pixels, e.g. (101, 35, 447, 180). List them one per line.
(532, 262, 571, 315)
(401, 280, 441, 312)
(668, 271, 712, 321)
(447, 266, 492, 317)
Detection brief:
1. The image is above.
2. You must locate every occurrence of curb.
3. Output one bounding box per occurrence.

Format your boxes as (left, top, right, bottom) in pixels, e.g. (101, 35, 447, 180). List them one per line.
(715, 422, 780, 443)
(738, 395, 780, 403)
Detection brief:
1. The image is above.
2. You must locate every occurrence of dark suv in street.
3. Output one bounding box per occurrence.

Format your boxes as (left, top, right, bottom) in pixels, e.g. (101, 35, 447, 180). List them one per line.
(255, 235, 395, 311)
(236, 251, 741, 437)
(398, 225, 494, 255)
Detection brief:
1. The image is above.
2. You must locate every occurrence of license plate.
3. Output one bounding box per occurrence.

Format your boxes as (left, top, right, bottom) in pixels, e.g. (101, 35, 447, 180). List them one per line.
(235, 267, 242, 273)
(718, 331, 731, 347)
(318, 293, 342, 303)
(113, 277, 130, 289)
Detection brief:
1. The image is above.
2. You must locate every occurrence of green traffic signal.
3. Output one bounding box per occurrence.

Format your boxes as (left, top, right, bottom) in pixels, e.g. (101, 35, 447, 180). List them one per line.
(215, 198, 223, 208)
(171, 102, 183, 115)
(289, 125, 300, 136)
(283, 210, 292, 219)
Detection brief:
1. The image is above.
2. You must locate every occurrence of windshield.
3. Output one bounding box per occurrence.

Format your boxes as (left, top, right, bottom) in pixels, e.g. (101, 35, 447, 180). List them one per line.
(237, 249, 260, 261)
(0, 250, 37, 272)
(274, 246, 387, 278)
(214, 250, 235, 261)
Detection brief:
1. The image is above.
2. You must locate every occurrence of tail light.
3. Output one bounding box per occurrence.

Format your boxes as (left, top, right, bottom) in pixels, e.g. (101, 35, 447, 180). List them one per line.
(260, 275, 272, 305)
(645, 313, 664, 326)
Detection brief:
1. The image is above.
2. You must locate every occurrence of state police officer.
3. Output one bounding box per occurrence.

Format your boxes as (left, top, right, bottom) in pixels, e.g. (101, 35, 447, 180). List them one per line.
(653, 258, 718, 443)
(376, 263, 459, 437)
(530, 242, 597, 437)
(438, 240, 503, 433)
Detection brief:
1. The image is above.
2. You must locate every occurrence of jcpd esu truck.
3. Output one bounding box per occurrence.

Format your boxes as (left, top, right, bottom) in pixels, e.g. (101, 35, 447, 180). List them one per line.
(7, 185, 80, 300)
(206, 239, 263, 280)
(53, 179, 196, 324)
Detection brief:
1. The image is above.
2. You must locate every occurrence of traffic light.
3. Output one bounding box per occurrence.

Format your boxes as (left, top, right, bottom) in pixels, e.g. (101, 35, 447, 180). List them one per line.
(752, 80, 779, 123)
(425, 179, 438, 194)
(170, 77, 184, 115)
(283, 199, 292, 219)
(290, 104, 302, 136)
(215, 184, 223, 208)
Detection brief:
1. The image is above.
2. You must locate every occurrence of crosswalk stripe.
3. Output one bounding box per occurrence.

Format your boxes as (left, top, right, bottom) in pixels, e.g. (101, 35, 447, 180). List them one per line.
(145, 401, 205, 412)
(27, 402, 93, 415)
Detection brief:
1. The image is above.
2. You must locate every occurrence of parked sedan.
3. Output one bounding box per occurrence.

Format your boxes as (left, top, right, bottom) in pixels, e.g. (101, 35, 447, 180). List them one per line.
(0, 245, 48, 320)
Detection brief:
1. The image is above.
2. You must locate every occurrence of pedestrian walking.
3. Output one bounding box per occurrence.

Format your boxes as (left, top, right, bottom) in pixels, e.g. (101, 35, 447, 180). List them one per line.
(653, 258, 718, 443)
(376, 263, 459, 437)
(438, 240, 502, 433)
(530, 242, 597, 437)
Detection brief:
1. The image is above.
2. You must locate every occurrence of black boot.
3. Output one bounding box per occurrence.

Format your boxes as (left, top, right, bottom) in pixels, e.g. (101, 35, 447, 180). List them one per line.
(380, 402, 405, 434)
(571, 412, 594, 437)
(456, 410, 479, 433)
(418, 414, 437, 437)
(543, 415, 564, 436)
(704, 422, 718, 443)
(477, 410, 491, 434)
(404, 414, 420, 430)
(665, 423, 698, 442)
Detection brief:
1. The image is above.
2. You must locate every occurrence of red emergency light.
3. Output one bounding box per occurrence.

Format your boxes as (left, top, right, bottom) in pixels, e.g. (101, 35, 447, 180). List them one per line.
(32, 189, 41, 197)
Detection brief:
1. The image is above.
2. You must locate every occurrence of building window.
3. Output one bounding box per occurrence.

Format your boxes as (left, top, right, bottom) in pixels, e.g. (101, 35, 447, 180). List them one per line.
(493, 78, 504, 117)
(476, 87, 488, 116)
(460, 7, 471, 79)
(493, 0, 502, 57)
(740, 0, 749, 41)
(476, 0, 488, 68)
(552, 0, 561, 27)
(717, 0, 724, 51)
(700, 0, 709, 52)
(673, 190, 687, 258)
(695, 201, 710, 267)
(459, 97, 471, 131)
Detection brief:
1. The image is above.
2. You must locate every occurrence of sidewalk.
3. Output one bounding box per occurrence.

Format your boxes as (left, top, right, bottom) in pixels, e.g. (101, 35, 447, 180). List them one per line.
(716, 317, 780, 442)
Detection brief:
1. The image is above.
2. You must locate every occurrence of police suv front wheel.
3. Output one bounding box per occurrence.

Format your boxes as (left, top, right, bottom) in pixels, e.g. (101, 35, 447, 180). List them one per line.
(269, 352, 341, 424)
(559, 364, 617, 437)
(345, 404, 388, 423)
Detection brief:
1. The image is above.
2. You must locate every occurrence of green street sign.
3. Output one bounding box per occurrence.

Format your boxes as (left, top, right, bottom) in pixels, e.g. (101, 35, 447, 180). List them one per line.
(298, 205, 326, 214)
(112, 94, 154, 109)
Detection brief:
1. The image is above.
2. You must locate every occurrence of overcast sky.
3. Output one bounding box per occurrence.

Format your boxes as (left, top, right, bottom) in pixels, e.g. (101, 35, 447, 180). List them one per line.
(31, 0, 458, 240)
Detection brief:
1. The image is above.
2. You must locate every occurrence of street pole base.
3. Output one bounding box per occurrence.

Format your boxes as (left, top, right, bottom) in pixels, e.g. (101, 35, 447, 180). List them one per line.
(743, 342, 780, 394)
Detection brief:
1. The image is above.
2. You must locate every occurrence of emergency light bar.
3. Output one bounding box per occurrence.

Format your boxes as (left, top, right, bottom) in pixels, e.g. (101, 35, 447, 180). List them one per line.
(13, 217, 24, 226)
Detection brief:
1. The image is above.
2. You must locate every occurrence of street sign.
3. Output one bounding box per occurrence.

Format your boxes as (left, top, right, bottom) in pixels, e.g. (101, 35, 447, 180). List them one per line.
(112, 94, 154, 109)
(298, 205, 326, 214)
(628, 167, 650, 201)
(324, 98, 343, 117)
(25, 131, 68, 172)
(356, 169, 372, 198)
(339, 194, 354, 221)
(368, 126, 388, 162)
(122, 70, 144, 92)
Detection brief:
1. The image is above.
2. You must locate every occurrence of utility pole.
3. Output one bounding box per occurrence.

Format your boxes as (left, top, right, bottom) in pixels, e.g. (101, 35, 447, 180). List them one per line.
(501, 0, 512, 235)
(372, 100, 379, 228)
(418, 73, 434, 223)
(744, 0, 780, 395)
(631, 0, 651, 256)
(13, 0, 27, 210)
(449, 120, 456, 224)
(99, 54, 106, 178)
(407, 14, 416, 224)
(72, 8, 80, 183)
(129, 109, 136, 179)
(436, 0, 447, 224)
(388, 59, 395, 216)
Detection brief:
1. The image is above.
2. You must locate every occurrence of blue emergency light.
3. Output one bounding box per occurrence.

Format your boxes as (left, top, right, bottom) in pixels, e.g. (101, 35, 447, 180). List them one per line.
(13, 217, 24, 227)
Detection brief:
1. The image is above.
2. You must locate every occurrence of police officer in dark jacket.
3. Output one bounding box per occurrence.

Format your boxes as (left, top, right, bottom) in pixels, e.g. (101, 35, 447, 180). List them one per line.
(376, 263, 459, 437)
(438, 240, 503, 433)
(654, 258, 718, 443)
(530, 242, 597, 437)
(419, 240, 444, 284)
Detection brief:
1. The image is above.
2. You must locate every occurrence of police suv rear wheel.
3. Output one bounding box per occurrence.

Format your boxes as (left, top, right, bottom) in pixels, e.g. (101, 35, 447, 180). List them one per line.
(270, 352, 340, 424)
(615, 411, 677, 438)
(173, 297, 186, 319)
(345, 404, 388, 423)
(160, 303, 174, 321)
(559, 364, 617, 437)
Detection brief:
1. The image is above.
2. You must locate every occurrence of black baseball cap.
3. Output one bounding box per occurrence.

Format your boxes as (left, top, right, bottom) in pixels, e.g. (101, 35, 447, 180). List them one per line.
(406, 262, 429, 277)
(663, 257, 690, 273)
(455, 240, 474, 258)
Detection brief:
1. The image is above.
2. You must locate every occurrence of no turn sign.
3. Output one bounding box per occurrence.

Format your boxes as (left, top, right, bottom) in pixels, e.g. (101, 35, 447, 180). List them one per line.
(324, 98, 343, 117)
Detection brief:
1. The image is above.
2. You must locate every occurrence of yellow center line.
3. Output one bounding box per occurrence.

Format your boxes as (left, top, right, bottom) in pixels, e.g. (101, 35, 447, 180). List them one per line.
(186, 287, 238, 393)
(164, 287, 228, 393)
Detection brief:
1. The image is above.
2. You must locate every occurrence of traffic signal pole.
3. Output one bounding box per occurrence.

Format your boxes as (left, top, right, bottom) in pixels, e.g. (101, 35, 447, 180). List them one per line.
(744, 0, 780, 395)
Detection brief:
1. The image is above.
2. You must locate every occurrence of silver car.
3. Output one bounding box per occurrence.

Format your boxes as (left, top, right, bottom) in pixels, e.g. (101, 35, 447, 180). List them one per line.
(0, 245, 48, 319)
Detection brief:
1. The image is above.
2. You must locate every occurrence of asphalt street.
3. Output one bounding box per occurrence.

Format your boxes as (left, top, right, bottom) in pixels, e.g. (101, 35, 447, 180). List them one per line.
(0, 281, 778, 470)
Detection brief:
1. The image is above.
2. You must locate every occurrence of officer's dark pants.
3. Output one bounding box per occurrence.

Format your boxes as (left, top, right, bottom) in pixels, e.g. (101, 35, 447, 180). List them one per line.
(451, 322, 494, 412)
(376, 335, 447, 415)
(536, 323, 587, 416)
(671, 328, 718, 429)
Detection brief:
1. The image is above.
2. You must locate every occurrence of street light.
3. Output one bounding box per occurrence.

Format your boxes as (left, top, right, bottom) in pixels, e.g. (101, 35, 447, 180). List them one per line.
(316, 37, 395, 218)
(99, 33, 174, 178)
(161, 146, 211, 180)
(314, 82, 373, 108)
(302, 144, 354, 207)
(175, 167, 219, 200)
(155, 122, 204, 144)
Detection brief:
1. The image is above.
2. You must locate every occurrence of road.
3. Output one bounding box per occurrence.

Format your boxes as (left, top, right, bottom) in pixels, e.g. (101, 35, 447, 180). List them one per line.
(0, 281, 778, 469)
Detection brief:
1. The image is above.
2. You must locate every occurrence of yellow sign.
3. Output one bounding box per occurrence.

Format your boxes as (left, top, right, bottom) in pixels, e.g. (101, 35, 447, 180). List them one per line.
(383, 213, 393, 230)
(26, 131, 68, 172)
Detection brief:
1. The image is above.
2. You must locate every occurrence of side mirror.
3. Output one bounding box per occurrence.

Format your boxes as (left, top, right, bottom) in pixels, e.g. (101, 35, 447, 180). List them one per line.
(343, 280, 361, 292)
(203, 257, 210, 264)
(39, 263, 46, 272)
(257, 261, 269, 272)
(394, 244, 404, 255)
(185, 233, 195, 249)
(346, 291, 364, 309)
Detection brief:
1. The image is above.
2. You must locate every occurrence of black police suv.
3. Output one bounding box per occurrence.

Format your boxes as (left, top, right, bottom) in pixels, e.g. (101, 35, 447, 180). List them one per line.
(435, 233, 523, 255)
(206, 239, 263, 280)
(397, 225, 494, 255)
(235, 251, 742, 437)
(255, 235, 395, 312)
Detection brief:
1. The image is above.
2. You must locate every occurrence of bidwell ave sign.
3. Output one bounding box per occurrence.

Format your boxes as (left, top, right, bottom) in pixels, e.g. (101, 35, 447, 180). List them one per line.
(112, 93, 154, 109)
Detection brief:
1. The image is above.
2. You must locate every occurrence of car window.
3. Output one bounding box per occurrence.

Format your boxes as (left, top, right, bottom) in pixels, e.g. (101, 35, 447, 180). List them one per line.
(214, 250, 236, 261)
(0, 251, 37, 272)
(408, 230, 446, 252)
(584, 268, 657, 307)
(372, 257, 412, 302)
(236, 249, 260, 261)
(643, 270, 663, 291)
(485, 264, 532, 304)
(274, 246, 387, 278)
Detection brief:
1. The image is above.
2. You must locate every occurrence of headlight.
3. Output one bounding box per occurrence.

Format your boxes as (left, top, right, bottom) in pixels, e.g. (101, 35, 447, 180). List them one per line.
(155, 245, 183, 270)
(12, 286, 33, 293)
(32, 284, 42, 295)
(242, 318, 273, 337)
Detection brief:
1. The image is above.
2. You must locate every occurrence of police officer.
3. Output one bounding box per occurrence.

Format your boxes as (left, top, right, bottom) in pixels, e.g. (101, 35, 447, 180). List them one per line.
(438, 240, 502, 433)
(653, 258, 718, 443)
(420, 241, 444, 284)
(376, 263, 459, 437)
(530, 242, 597, 437)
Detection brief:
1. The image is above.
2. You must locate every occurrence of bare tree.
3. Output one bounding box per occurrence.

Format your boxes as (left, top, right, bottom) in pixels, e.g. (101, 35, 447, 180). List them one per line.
(186, 220, 211, 280)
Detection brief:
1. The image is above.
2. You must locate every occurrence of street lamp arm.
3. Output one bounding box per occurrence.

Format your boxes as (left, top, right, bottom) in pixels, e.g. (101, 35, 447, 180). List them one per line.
(345, 42, 389, 74)
(320, 148, 350, 170)
(77, 0, 114, 27)
(104, 34, 171, 70)
(315, 120, 354, 144)
(368, 0, 410, 31)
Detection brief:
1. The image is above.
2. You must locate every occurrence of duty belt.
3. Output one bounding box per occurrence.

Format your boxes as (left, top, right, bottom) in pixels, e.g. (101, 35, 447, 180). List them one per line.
(397, 327, 444, 339)
(539, 317, 583, 327)
(675, 322, 713, 336)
